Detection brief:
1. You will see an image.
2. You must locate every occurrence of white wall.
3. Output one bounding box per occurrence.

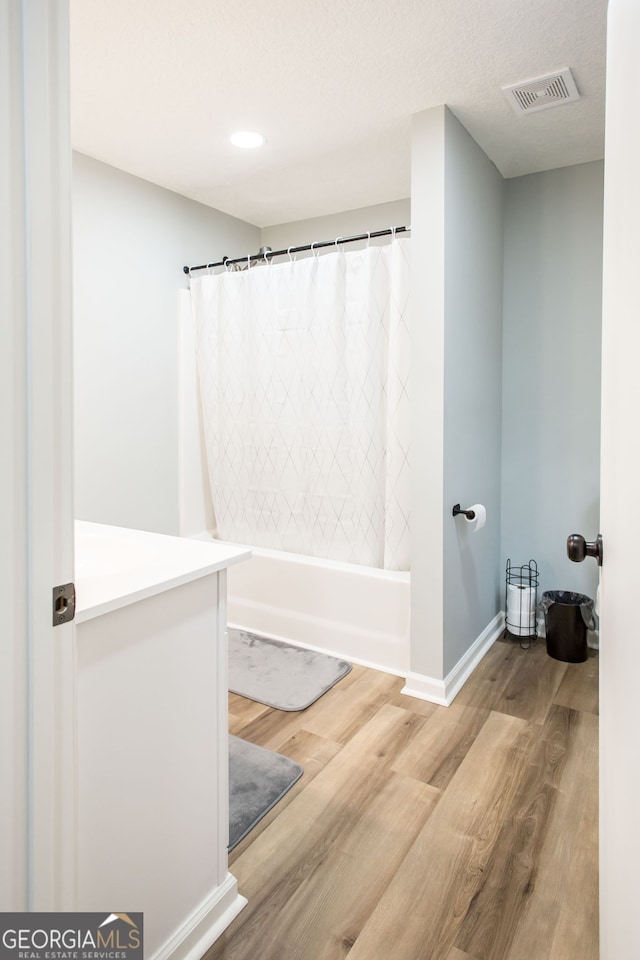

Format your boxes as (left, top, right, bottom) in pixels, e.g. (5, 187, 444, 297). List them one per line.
(409, 107, 446, 682)
(501, 162, 603, 602)
(73, 153, 260, 534)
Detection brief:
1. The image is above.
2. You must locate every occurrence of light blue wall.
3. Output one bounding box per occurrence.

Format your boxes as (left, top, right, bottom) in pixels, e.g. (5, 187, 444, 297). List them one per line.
(261, 198, 411, 250)
(410, 106, 504, 682)
(442, 110, 505, 675)
(501, 161, 603, 603)
(73, 153, 260, 534)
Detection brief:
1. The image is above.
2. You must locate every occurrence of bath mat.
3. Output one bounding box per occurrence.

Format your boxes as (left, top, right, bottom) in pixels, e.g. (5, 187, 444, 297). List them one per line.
(228, 628, 352, 711)
(228, 734, 303, 851)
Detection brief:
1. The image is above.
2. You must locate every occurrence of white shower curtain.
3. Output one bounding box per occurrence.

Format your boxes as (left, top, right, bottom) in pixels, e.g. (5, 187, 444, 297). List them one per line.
(190, 238, 410, 570)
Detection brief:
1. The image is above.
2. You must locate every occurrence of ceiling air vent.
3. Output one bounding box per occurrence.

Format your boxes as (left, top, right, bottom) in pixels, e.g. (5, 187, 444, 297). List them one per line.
(502, 68, 580, 116)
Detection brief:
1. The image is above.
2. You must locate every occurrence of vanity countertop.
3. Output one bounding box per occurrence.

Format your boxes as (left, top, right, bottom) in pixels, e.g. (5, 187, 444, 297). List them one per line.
(75, 520, 250, 622)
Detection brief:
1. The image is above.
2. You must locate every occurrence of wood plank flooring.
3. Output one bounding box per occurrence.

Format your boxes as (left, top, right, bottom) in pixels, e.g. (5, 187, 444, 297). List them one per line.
(207, 637, 598, 960)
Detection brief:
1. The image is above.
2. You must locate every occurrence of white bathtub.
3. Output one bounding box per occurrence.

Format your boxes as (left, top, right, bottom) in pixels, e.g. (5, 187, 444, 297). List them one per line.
(225, 545, 410, 675)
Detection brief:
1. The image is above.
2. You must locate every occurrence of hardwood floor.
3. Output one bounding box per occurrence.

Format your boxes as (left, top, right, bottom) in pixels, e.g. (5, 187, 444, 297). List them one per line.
(206, 636, 599, 960)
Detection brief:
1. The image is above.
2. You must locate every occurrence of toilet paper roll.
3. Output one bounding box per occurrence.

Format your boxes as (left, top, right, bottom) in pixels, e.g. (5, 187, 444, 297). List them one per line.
(506, 583, 536, 637)
(464, 503, 486, 532)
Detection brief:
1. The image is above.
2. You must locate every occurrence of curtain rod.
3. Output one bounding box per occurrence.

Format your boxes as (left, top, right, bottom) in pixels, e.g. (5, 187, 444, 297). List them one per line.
(183, 224, 410, 275)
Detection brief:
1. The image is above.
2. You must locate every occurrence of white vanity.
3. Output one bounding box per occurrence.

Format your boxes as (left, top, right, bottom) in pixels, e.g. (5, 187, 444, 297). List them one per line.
(74, 522, 250, 960)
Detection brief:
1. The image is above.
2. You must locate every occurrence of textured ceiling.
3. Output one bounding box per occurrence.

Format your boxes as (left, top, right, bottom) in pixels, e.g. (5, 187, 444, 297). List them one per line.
(70, 0, 607, 228)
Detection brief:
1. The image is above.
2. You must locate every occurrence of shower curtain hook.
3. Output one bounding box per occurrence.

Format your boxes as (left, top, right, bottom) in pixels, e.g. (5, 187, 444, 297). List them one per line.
(335, 237, 344, 251)
(311, 241, 320, 258)
(366, 231, 371, 248)
(287, 245, 295, 262)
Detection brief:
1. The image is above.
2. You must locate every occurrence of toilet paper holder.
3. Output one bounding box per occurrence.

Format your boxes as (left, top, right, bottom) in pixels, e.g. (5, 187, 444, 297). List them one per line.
(504, 558, 539, 648)
(452, 503, 476, 520)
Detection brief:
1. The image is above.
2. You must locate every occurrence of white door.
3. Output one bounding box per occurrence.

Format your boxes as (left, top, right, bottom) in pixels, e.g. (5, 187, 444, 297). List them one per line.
(0, 0, 75, 910)
(599, 0, 640, 956)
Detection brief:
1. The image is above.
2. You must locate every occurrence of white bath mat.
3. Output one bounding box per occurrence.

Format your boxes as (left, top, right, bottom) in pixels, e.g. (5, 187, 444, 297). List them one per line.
(228, 628, 352, 711)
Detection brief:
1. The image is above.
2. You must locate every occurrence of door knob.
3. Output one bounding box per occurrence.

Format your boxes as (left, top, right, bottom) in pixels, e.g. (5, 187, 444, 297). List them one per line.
(567, 533, 603, 566)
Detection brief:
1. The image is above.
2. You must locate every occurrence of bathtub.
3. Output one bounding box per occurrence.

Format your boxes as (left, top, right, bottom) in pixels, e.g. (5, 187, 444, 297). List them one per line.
(224, 545, 410, 675)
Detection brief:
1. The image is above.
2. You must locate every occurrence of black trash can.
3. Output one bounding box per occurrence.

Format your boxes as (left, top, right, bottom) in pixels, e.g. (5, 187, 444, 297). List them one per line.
(540, 590, 595, 663)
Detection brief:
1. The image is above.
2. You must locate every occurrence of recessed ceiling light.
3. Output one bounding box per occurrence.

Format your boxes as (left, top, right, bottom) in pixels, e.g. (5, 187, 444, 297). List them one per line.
(230, 131, 265, 149)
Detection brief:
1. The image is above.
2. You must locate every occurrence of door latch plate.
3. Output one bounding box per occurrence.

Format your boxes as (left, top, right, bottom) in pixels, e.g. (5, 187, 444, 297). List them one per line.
(52, 582, 76, 626)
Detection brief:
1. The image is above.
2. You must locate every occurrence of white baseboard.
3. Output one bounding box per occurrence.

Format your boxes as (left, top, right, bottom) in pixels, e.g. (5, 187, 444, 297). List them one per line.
(151, 873, 247, 960)
(401, 671, 449, 706)
(401, 611, 504, 707)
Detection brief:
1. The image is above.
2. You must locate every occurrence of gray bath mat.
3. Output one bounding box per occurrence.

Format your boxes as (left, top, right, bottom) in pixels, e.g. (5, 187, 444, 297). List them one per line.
(228, 628, 352, 711)
(229, 734, 303, 851)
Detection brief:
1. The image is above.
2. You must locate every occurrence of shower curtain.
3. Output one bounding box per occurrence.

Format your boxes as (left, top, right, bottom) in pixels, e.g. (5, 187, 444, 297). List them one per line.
(190, 237, 410, 570)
